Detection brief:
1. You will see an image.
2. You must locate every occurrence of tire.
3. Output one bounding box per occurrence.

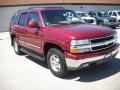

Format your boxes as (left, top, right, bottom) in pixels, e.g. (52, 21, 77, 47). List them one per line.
(98, 22, 103, 26)
(111, 27, 116, 29)
(13, 38, 22, 55)
(47, 48, 68, 78)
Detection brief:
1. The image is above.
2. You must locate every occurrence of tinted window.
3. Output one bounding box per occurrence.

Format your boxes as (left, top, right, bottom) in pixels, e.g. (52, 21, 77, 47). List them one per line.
(109, 12, 112, 16)
(28, 12, 39, 23)
(117, 11, 120, 16)
(89, 12, 96, 17)
(18, 13, 28, 26)
(41, 10, 80, 26)
(97, 12, 109, 17)
(113, 12, 117, 16)
(10, 12, 19, 25)
(77, 13, 87, 17)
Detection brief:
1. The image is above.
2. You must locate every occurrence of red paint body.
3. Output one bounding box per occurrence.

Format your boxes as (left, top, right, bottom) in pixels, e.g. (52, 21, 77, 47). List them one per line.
(10, 7, 118, 60)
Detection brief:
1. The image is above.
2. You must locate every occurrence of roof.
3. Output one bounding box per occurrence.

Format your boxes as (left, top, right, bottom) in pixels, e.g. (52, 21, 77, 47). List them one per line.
(108, 10, 120, 12)
(18, 7, 66, 12)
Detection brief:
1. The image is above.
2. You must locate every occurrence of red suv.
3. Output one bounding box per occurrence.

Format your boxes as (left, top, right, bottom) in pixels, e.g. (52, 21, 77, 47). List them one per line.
(10, 7, 119, 77)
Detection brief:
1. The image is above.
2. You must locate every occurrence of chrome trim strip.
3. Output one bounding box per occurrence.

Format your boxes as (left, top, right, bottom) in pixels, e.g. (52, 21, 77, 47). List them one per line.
(91, 43, 115, 51)
(19, 40, 41, 49)
(89, 34, 114, 40)
(70, 39, 115, 49)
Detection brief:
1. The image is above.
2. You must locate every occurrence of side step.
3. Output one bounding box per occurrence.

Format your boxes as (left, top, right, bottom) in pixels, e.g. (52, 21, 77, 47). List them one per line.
(20, 48, 45, 61)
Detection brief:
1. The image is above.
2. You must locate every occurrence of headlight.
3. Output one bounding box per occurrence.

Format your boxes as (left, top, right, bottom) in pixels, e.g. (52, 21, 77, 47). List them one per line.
(70, 39, 90, 45)
(70, 39, 91, 53)
(114, 31, 118, 43)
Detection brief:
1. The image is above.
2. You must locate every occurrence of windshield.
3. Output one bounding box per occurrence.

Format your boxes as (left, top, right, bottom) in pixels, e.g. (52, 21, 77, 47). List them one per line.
(97, 12, 109, 17)
(76, 12, 87, 17)
(117, 11, 120, 16)
(41, 10, 82, 26)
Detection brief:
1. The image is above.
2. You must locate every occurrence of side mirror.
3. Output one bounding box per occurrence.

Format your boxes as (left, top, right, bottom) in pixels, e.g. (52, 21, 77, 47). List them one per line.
(28, 21, 38, 28)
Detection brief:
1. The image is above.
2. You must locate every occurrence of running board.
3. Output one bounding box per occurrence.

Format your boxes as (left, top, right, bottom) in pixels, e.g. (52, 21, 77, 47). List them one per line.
(20, 48, 45, 61)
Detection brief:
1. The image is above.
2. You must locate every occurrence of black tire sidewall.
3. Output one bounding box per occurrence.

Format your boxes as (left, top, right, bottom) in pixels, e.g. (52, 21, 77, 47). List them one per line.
(98, 22, 103, 26)
(13, 38, 21, 55)
(47, 48, 68, 78)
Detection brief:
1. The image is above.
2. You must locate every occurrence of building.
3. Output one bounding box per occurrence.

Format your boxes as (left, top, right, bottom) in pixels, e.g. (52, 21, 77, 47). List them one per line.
(0, 0, 120, 32)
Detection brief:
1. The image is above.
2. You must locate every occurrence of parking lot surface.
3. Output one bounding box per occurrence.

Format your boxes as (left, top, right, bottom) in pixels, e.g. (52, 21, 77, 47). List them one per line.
(0, 28, 120, 90)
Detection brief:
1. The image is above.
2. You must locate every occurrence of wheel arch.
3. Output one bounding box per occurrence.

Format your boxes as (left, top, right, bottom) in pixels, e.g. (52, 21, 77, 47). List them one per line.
(43, 42, 64, 57)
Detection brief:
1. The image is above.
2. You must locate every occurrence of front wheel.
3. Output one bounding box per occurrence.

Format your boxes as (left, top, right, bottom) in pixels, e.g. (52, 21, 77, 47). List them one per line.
(13, 38, 22, 55)
(111, 26, 116, 29)
(47, 48, 68, 78)
(98, 22, 103, 26)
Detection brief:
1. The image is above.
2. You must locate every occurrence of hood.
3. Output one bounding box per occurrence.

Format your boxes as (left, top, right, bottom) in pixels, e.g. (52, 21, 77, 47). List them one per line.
(47, 24, 114, 40)
(81, 16, 95, 20)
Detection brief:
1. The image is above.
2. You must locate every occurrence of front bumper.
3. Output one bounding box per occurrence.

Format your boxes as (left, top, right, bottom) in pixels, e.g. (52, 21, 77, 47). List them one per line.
(65, 45, 119, 70)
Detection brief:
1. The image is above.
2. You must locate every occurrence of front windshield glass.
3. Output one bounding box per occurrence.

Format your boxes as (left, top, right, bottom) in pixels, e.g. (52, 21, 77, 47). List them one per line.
(77, 13, 87, 17)
(97, 12, 109, 17)
(41, 10, 82, 26)
(118, 11, 120, 16)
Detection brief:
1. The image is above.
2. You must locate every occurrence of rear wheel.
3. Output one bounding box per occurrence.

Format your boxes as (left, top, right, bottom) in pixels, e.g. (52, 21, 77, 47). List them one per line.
(47, 48, 68, 78)
(13, 38, 22, 55)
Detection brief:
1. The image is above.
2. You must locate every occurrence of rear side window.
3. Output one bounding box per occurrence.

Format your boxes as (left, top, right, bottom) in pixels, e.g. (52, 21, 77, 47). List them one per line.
(18, 13, 28, 26)
(10, 12, 19, 25)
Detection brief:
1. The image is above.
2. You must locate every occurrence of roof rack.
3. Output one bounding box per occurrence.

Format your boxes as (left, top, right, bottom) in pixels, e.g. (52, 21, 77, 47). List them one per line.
(28, 7, 65, 10)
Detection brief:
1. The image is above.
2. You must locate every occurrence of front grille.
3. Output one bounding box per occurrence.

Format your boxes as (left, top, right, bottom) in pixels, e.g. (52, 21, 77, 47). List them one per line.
(92, 42, 114, 51)
(91, 35, 114, 43)
(109, 19, 116, 22)
(90, 35, 115, 51)
(84, 19, 94, 23)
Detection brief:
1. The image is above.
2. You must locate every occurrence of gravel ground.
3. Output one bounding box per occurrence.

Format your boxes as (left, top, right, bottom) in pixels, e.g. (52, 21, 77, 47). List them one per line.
(0, 28, 120, 90)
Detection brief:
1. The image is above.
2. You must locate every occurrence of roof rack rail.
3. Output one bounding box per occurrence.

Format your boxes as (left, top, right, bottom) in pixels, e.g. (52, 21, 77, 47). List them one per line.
(44, 7, 65, 9)
(29, 7, 65, 9)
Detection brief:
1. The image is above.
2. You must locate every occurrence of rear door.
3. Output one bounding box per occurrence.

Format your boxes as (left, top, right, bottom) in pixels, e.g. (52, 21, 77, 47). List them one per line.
(17, 12, 29, 47)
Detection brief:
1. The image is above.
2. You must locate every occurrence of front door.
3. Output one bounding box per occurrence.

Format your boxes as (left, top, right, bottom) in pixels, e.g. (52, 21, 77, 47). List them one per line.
(25, 12, 43, 54)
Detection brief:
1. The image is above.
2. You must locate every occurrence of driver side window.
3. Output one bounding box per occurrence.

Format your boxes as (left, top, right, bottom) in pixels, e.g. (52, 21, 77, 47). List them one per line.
(28, 12, 40, 25)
